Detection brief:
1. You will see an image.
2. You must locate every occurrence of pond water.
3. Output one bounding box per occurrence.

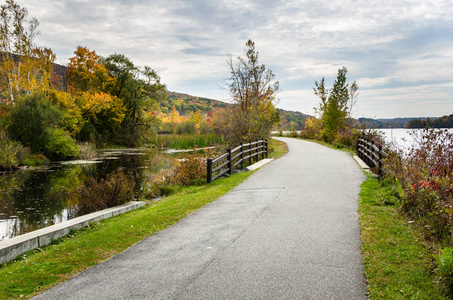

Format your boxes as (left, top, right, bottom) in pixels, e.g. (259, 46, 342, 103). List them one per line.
(378, 128, 453, 151)
(0, 149, 176, 241)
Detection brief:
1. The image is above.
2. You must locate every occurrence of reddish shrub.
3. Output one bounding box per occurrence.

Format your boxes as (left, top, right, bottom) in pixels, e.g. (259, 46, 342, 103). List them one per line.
(385, 128, 453, 243)
(75, 170, 136, 214)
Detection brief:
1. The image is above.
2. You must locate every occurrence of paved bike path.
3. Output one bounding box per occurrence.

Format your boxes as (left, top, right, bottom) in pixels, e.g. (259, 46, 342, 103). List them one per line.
(34, 137, 368, 299)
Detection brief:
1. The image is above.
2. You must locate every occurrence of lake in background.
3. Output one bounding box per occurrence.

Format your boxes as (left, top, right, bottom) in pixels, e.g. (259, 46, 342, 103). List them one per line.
(0, 149, 176, 241)
(378, 128, 453, 151)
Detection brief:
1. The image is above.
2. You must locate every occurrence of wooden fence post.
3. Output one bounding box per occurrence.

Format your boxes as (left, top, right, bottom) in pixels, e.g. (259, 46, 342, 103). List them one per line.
(357, 137, 360, 158)
(371, 140, 374, 168)
(378, 145, 382, 177)
(240, 143, 244, 169)
(207, 158, 213, 183)
(255, 139, 258, 162)
(357, 137, 361, 160)
(258, 140, 261, 160)
(265, 139, 268, 158)
(227, 148, 232, 175)
(249, 140, 252, 166)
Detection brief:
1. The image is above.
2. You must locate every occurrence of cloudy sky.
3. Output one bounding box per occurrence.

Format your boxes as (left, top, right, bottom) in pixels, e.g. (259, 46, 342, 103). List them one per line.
(22, 0, 453, 118)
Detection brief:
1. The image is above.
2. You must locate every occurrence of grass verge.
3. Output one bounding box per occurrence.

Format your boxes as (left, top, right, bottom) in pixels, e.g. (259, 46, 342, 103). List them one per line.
(0, 139, 289, 299)
(272, 135, 353, 154)
(359, 175, 448, 299)
(269, 137, 288, 159)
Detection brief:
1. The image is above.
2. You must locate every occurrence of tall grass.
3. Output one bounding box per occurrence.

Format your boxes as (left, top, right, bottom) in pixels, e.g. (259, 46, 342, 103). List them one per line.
(156, 134, 223, 149)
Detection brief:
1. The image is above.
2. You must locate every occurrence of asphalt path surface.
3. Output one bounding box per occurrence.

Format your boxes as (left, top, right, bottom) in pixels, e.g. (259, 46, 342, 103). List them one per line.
(34, 137, 368, 299)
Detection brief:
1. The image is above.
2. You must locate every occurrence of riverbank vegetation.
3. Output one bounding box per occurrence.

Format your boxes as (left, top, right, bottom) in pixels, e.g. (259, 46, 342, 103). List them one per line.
(155, 134, 222, 150)
(355, 128, 453, 297)
(143, 138, 286, 199)
(0, 1, 168, 170)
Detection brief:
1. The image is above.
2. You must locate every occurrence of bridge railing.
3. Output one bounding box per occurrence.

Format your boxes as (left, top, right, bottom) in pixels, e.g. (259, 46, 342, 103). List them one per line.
(357, 136, 387, 177)
(207, 139, 268, 183)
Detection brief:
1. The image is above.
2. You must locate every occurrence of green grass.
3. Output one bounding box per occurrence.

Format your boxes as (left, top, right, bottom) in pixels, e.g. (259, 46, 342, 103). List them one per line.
(359, 176, 448, 299)
(0, 138, 289, 299)
(302, 137, 354, 153)
(269, 137, 288, 159)
(156, 134, 222, 149)
(275, 135, 354, 154)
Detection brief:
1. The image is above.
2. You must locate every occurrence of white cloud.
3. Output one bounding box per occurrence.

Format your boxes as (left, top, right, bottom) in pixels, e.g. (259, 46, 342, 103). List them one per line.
(18, 0, 453, 118)
(394, 52, 453, 83)
(358, 77, 394, 88)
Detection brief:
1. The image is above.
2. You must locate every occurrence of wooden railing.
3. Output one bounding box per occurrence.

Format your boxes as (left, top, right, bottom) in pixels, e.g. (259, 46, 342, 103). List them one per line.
(207, 139, 268, 183)
(357, 136, 388, 177)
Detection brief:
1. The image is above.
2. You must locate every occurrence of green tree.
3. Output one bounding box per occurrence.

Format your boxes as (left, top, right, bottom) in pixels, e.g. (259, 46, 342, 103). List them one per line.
(220, 40, 280, 146)
(101, 54, 166, 146)
(315, 67, 358, 143)
(313, 77, 329, 118)
(7, 93, 79, 160)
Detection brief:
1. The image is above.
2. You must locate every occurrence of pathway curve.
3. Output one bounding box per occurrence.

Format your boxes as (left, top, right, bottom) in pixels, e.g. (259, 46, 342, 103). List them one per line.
(34, 137, 368, 299)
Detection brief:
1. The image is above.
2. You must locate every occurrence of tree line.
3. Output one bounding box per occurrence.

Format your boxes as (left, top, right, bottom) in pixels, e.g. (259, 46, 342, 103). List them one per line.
(0, 0, 165, 166)
(0, 1, 281, 169)
(406, 115, 453, 128)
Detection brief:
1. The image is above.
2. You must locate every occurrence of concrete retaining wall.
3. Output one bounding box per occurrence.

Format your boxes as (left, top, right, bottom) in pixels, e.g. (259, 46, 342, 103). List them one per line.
(0, 201, 146, 265)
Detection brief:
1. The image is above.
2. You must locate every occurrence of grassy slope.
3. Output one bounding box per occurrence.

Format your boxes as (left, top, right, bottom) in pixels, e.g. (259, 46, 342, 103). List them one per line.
(359, 176, 448, 299)
(0, 139, 288, 299)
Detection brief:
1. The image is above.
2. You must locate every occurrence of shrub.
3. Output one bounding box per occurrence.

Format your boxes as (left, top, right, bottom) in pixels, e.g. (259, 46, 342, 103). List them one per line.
(78, 142, 97, 159)
(384, 128, 453, 244)
(300, 118, 322, 140)
(20, 153, 48, 167)
(142, 169, 177, 198)
(175, 120, 197, 135)
(44, 127, 80, 160)
(7, 93, 62, 152)
(7, 93, 79, 160)
(0, 131, 20, 170)
(143, 155, 207, 199)
(333, 128, 359, 149)
(74, 170, 136, 214)
(173, 156, 206, 186)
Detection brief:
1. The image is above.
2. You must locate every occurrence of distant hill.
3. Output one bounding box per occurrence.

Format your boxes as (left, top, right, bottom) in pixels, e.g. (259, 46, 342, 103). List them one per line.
(405, 114, 453, 128)
(161, 92, 229, 115)
(163, 92, 310, 130)
(275, 109, 310, 131)
(359, 117, 433, 128)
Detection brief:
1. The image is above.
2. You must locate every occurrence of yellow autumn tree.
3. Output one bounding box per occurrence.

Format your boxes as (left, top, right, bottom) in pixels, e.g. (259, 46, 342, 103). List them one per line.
(0, 0, 56, 105)
(66, 47, 125, 143)
(75, 92, 126, 142)
(67, 46, 116, 94)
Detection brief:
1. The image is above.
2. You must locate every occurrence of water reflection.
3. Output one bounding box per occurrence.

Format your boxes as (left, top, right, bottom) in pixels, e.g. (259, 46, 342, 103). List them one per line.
(0, 149, 176, 240)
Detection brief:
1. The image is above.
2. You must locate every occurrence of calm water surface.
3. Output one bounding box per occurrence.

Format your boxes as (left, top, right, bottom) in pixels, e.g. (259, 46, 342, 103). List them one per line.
(379, 128, 453, 151)
(0, 149, 176, 240)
